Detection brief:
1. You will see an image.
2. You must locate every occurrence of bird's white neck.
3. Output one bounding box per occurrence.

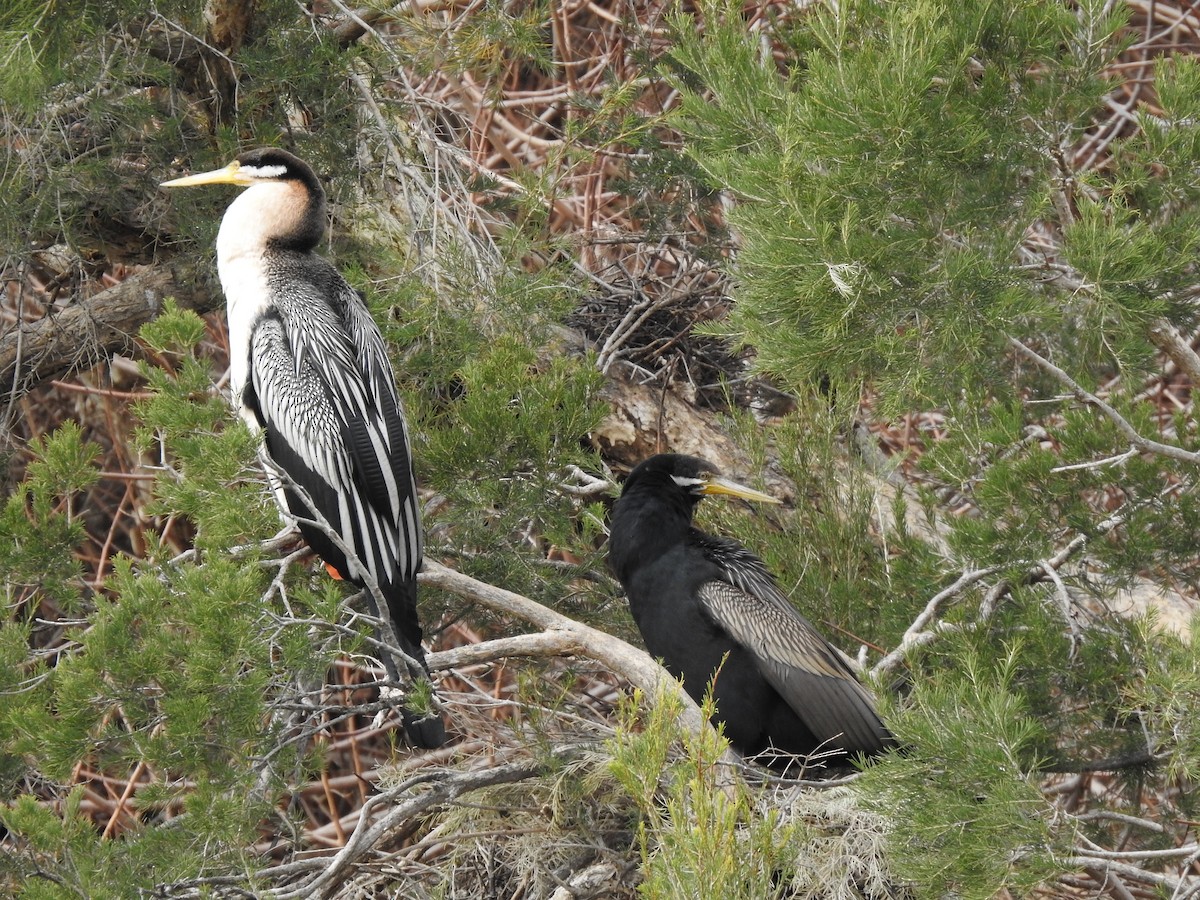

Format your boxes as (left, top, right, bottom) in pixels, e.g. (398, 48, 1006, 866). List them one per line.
(213, 179, 323, 415)
(216, 181, 309, 263)
(216, 183, 300, 409)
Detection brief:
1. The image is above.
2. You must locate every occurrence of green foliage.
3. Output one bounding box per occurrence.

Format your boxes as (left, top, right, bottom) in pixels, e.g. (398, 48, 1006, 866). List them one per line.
(0, 422, 99, 610)
(1, 553, 280, 896)
(857, 648, 1065, 899)
(669, 0, 1134, 408)
(917, 388, 1200, 583)
(394, 0, 556, 83)
(382, 265, 609, 604)
(0, 0, 113, 109)
(664, 21, 1200, 824)
(0, 306, 320, 894)
(1127, 619, 1200, 782)
(134, 301, 277, 552)
(610, 686, 798, 899)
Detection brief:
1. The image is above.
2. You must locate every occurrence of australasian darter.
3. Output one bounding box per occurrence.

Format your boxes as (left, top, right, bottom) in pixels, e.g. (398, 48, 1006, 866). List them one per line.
(161, 148, 445, 748)
(608, 453, 893, 771)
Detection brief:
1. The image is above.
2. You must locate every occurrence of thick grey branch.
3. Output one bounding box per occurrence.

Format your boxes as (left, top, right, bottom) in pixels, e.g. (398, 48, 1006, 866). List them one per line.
(426, 632, 586, 670)
(1147, 318, 1200, 386)
(1, 262, 218, 407)
(418, 559, 737, 763)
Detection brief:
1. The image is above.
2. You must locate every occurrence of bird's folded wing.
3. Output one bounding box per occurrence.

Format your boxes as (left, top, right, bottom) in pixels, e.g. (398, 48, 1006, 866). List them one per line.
(248, 315, 406, 585)
(249, 316, 352, 493)
(322, 281, 422, 571)
(696, 579, 890, 754)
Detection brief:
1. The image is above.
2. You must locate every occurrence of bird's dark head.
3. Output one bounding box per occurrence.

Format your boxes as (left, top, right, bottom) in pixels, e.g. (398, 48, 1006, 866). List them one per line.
(161, 147, 320, 192)
(609, 453, 779, 584)
(161, 147, 326, 252)
(623, 453, 780, 508)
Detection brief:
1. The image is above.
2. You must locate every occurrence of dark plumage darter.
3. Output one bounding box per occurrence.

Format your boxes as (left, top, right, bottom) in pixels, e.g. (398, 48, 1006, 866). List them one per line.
(608, 453, 893, 772)
(162, 148, 444, 747)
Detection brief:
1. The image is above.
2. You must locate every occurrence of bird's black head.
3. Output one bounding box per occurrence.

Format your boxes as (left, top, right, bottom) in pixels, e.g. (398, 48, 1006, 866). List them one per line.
(160, 147, 328, 253)
(624, 454, 719, 506)
(622, 453, 780, 507)
(609, 453, 779, 585)
(162, 147, 322, 192)
(232, 148, 320, 190)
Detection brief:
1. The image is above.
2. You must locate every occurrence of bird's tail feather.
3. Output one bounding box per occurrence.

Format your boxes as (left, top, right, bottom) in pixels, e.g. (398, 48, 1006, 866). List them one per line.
(401, 706, 447, 749)
(381, 576, 447, 749)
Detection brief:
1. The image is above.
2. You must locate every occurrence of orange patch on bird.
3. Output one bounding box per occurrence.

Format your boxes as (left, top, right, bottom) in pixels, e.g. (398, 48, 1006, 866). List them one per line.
(325, 562, 345, 581)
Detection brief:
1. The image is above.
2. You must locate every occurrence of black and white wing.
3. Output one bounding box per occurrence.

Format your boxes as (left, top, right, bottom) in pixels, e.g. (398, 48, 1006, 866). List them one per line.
(241, 270, 422, 645)
(324, 277, 422, 580)
(694, 534, 891, 755)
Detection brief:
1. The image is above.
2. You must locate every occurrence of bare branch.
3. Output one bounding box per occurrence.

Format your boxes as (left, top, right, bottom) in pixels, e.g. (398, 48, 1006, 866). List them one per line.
(1065, 857, 1186, 893)
(425, 632, 587, 670)
(873, 567, 1001, 678)
(559, 464, 615, 497)
(1074, 810, 1167, 834)
(274, 753, 569, 899)
(876, 489, 1151, 675)
(418, 559, 740, 765)
(977, 500, 1134, 622)
(1008, 337, 1200, 465)
(1082, 864, 1140, 900)
(1051, 446, 1140, 473)
(1077, 843, 1200, 861)
(1148, 318, 1200, 386)
(1, 262, 217, 408)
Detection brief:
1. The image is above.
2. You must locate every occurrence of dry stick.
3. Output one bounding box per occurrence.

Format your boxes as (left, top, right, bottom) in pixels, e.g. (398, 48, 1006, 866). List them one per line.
(274, 755, 561, 899)
(1077, 844, 1200, 861)
(418, 558, 735, 760)
(1008, 336, 1200, 465)
(101, 758, 147, 839)
(1148, 318, 1200, 386)
(872, 567, 1001, 678)
(1082, 864, 1140, 900)
(425, 631, 584, 670)
(1075, 810, 1167, 834)
(0, 262, 216, 407)
(1065, 857, 1183, 893)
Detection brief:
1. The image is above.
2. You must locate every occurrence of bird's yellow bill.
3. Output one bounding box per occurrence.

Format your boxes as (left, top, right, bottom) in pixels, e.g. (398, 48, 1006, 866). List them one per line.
(701, 477, 781, 504)
(160, 161, 251, 188)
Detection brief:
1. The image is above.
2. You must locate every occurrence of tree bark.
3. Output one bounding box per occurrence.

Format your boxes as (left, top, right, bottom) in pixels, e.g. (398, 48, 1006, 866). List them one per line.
(418, 559, 743, 768)
(0, 262, 219, 407)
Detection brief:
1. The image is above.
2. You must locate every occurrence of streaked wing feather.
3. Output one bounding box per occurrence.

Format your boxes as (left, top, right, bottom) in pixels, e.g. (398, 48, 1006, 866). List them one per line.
(696, 562, 890, 754)
(324, 280, 422, 572)
(249, 310, 411, 587)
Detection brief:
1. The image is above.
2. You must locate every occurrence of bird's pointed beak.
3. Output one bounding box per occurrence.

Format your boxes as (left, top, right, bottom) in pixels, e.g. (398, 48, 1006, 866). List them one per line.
(701, 476, 781, 504)
(160, 160, 250, 188)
